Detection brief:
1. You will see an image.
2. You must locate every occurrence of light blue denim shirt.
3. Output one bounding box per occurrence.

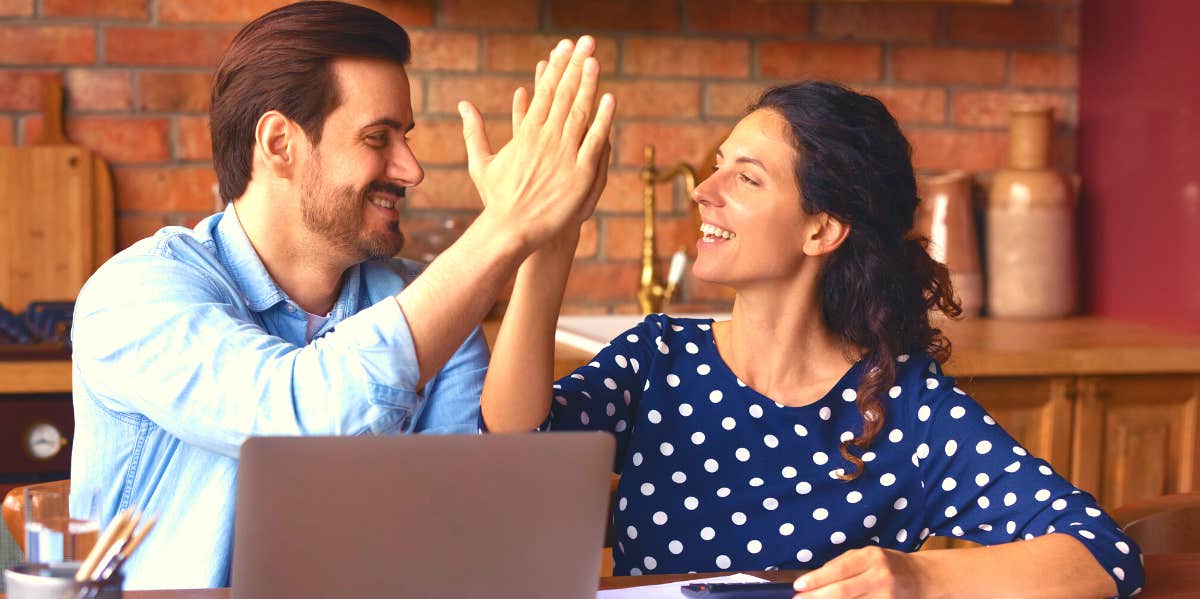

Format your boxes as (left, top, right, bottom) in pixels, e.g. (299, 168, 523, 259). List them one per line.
(69, 204, 488, 589)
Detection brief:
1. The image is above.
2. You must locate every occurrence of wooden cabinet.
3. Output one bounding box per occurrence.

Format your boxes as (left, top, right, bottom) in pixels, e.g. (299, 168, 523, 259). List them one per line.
(1072, 375, 1200, 509)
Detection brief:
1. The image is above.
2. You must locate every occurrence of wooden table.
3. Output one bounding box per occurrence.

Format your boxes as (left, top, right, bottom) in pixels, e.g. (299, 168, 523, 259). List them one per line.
(4, 555, 1197, 598)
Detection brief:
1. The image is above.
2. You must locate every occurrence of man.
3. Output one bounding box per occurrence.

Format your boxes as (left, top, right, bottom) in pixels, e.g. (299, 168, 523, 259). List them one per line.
(69, 1, 613, 588)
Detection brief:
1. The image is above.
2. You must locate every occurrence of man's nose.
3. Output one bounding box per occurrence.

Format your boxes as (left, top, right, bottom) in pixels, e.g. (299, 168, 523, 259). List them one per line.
(389, 143, 424, 187)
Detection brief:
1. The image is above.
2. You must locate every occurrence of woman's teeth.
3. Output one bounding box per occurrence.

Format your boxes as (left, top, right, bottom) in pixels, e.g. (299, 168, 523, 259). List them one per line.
(700, 223, 736, 240)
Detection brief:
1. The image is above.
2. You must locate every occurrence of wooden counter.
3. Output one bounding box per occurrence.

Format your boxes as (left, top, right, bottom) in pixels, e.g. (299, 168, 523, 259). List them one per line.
(487, 315, 1200, 532)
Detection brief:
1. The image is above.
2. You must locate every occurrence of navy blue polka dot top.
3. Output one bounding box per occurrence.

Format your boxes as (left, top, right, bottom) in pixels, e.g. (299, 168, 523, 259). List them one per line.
(543, 314, 1144, 597)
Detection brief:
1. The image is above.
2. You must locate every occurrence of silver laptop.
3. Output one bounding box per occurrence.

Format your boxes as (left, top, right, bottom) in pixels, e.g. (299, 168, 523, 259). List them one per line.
(231, 432, 615, 598)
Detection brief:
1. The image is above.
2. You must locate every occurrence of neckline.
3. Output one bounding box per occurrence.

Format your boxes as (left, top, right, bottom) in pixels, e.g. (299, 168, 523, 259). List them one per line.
(691, 316, 865, 412)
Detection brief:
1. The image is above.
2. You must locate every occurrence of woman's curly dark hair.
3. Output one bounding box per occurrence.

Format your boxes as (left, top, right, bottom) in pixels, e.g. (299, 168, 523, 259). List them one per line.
(749, 81, 961, 481)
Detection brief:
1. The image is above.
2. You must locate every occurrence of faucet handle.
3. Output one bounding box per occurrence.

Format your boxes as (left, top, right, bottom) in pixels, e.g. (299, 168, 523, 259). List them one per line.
(662, 248, 689, 308)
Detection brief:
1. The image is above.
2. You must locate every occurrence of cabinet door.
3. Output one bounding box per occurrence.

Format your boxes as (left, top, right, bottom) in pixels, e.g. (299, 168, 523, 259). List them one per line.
(922, 376, 1074, 550)
(1072, 376, 1200, 510)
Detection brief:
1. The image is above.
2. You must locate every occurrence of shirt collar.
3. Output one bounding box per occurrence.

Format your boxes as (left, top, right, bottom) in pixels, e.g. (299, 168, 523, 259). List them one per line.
(214, 203, 364, 316)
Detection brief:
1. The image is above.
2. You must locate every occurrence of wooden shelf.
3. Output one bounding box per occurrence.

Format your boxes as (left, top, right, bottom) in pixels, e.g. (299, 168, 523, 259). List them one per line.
(0, 360, 71, 394)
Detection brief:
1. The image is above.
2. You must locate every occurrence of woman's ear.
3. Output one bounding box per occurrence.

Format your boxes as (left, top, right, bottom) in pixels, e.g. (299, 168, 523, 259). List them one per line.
(802, 213, 850, 256)
(254, 110, 303, 180)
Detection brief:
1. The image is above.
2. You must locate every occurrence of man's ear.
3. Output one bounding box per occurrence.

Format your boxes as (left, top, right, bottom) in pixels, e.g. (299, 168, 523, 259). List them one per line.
(802, 212, 850, 256)
(254, 110, 303, 179)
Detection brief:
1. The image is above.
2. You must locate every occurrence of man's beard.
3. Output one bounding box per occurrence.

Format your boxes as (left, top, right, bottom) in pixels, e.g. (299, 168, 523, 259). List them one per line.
(298, 156, 406, 262)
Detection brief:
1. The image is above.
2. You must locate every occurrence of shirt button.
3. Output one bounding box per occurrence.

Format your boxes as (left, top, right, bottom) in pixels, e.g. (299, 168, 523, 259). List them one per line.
(286, 305, 296, 313)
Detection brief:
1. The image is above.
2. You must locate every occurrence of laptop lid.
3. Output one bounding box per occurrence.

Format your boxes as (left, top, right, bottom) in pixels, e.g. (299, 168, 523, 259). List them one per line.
(231, 432, 615, 599)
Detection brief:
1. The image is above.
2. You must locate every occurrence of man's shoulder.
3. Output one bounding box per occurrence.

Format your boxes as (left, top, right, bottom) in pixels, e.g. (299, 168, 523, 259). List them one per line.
(361, 256, 425, 288)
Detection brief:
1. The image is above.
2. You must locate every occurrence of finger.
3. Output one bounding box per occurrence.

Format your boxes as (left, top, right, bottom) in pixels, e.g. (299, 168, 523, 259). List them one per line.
(524, 39, 574, 127)
(545, 35, 596, 133)
(512, 86, 528, 131)
(794, 577, 872, 599)
(585, 141, 611, 209)
(458, 100, 492, 177)
(560, 56, 600, 148)
(576, 92, 616, 171)
(535, 60, 547, 89)
(794, 549, 871, 593)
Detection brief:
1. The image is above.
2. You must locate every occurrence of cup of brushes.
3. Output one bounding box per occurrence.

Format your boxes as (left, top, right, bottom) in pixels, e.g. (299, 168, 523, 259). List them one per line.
(3, 509, 155, 599)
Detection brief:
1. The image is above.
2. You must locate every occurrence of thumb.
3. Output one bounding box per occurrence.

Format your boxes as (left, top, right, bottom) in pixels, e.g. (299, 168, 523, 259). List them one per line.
(458, 100, 492, 177)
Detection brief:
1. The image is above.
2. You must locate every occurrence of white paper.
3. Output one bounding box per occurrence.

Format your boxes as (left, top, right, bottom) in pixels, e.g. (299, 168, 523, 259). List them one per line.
(597, 573, 773, 598)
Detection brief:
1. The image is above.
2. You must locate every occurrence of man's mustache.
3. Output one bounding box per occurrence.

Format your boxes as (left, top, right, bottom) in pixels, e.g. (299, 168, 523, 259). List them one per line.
(364, 182, 406, 198)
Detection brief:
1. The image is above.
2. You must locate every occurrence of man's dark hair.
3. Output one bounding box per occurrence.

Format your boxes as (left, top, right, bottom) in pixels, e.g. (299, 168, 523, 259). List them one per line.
(210, 1, 412, 203)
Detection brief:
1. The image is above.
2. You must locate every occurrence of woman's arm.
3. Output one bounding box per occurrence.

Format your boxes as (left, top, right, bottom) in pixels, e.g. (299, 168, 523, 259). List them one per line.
(793, 533, 1116, 599)
(480, 231, 579, 432)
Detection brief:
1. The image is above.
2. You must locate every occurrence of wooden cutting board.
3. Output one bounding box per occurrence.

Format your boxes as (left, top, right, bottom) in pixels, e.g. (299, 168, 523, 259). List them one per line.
(0, 80, 115, 312)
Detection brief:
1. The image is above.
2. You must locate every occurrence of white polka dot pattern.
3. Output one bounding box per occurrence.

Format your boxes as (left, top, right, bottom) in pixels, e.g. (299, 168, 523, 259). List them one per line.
(538, 315, 1143, 592)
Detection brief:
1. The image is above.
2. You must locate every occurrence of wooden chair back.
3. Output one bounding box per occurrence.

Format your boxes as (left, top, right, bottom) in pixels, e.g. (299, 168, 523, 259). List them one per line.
(1111, 492, 1200, 554)
(2, 479, 71, 555)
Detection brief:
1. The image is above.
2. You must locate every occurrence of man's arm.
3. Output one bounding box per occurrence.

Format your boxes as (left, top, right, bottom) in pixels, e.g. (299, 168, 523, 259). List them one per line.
(396, 36, 615, 388)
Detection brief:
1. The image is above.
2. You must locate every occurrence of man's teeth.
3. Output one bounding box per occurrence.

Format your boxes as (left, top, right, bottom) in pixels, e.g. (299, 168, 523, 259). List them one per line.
(369, 196, 396, 210)
(700, 223, 736, 240)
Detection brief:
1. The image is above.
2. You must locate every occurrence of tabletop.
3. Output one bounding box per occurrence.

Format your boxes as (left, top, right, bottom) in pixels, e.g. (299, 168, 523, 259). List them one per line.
(4, 554, 1197, 598)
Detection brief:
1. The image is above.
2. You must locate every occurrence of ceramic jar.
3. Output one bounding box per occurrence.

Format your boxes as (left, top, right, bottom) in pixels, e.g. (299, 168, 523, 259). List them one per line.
(916, 171, 982, 317)
(986, 106, 1077, 318)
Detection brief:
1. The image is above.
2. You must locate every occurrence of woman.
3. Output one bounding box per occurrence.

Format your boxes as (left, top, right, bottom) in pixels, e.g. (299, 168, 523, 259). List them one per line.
(480, 81, 1142, 598)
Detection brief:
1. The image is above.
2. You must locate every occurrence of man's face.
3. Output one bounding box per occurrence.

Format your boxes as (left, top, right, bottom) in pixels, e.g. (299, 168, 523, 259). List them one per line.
(298, 57, 422, 262)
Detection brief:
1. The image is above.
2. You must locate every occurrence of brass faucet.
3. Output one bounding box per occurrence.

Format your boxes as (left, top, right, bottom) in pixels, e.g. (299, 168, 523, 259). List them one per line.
(637, 145, 696, 315)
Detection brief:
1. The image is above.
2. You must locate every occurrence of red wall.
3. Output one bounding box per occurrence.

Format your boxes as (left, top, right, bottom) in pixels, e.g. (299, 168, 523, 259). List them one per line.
(1080, 0, 1200, 334)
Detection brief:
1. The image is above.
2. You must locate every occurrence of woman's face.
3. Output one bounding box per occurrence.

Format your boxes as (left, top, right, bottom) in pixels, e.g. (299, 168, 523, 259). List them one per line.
(691, 109, 817, 289)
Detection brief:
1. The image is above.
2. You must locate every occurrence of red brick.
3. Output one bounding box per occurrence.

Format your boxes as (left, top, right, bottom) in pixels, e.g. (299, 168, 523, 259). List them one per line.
(1060, 8, 1079, 47)
(815, 4, 937, 42)
(43, 0, 148, 20)
(438, 0, 539, 29)
(564, 261, 641, 303)
(406, 167, 481, 209)
(350, 0, 434, 27)
(0, 71, 60, 111)
(407, 118, 511, 166)
(408, 30, 478, 72)
(600, 80, 700, 119)
(597, 169, 689, 215)
(907, 129, 1009, 172)
(951, 90, 1074, 128)
(0, 0, 32, 17)
(603, 215, 698, 260)
(616, 122, 731, 169)
(685, 0, 810, 36)
(892, 47, 1007, 85)
(857, 86, 947, 125)
(1012, 52, 1077, 88)
(0, 26, 96, 65)
(138, 71, 213, 112)
(159, 0, 289, 23)
(0, 116, 13, 145)
(427, 75, 528, 116)
(117, 214, 170, 250)
(113, 166, 218, 212)
(105, 27, 238, 67)
(177, 116, 211, 161)
(705, 83, 766, 119)
(483, 34, 619, 73)
(946, 7, 1057, 45)
(159, 0, 433, 26)
(759, 41, 882, 82)
(65, 69, 133, 112)
(624, 38, 749, 78)
(549, 0, 679, 32)
(23, 116, 170, 163)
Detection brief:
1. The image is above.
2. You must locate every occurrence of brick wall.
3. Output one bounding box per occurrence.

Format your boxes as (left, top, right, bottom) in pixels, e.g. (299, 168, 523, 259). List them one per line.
(0, 0, 1079, 314)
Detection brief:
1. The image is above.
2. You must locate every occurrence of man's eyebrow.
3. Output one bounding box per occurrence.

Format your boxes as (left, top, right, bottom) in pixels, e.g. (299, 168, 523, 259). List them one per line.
(715, 148, 766, 170)
(361, 118, 415, 133)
